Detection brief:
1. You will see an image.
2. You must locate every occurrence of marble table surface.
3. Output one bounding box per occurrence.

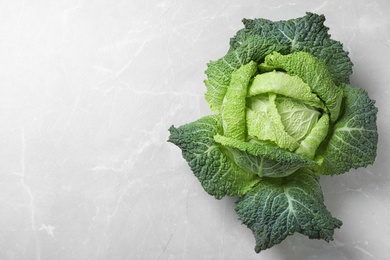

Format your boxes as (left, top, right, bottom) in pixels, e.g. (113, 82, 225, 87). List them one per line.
(1, 0, 389, 259)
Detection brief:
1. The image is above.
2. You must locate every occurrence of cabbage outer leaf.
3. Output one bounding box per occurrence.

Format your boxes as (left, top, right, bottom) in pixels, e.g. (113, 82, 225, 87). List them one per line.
(204, 36, 288, 113)
(214, 134, 317, 177)
(315, 85, 378, 175)
(168, 115, 259, 199)
(235, 169, 342, 253)
(229, 12, 353, 85)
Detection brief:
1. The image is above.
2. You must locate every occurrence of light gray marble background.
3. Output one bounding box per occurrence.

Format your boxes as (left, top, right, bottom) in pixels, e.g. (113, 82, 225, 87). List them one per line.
(1, 0, 389, 259)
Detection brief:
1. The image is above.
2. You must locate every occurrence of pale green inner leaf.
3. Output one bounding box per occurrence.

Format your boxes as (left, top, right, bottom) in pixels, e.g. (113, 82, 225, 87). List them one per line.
(276, 97, 321, 142)
(246, 94, 300, 151)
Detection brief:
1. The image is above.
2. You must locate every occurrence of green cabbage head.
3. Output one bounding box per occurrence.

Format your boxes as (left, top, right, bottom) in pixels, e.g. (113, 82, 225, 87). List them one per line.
(168, 13, 378, 253)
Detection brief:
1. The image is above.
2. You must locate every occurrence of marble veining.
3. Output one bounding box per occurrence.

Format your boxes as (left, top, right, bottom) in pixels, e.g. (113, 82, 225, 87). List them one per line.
(1, 0, 389, 259)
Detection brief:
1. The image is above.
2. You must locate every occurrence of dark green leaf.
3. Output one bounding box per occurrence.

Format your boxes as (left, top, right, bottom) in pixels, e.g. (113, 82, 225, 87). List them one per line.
(235, 169, 342, 253)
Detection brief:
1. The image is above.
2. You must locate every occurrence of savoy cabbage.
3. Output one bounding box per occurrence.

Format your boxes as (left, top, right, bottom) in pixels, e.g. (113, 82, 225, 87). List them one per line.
(168, 13, 378, 253)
